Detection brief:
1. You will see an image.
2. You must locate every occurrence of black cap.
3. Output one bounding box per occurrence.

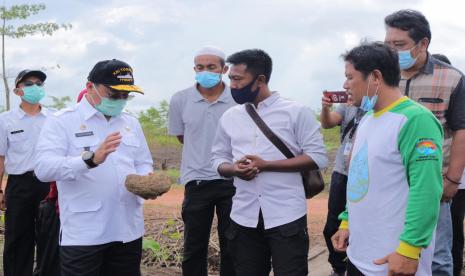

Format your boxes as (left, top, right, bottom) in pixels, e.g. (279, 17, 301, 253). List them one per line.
(87, 59, 143, 94)
(15, 70, 47, 88)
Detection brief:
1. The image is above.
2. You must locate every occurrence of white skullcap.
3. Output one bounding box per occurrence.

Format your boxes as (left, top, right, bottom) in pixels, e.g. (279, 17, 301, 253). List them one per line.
(194, 45, 226, 60)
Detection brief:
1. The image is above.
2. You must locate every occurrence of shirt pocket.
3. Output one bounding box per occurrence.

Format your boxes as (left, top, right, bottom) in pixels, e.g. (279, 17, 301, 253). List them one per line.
(68, 199, 102, 213)
(66, 199, 103, 235)
(418, 97, 447, 120)
(120, 134, 140, 158)
(70, 134, 100, 155)
(7, 129, 29, 153)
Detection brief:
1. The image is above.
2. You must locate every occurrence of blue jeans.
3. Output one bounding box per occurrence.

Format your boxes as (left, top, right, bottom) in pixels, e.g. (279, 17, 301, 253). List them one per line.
(432, 202, 453, 276)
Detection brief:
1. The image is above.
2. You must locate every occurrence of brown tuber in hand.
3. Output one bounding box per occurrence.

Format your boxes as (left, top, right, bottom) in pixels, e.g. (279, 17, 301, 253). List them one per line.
(125, 172, 172, 200)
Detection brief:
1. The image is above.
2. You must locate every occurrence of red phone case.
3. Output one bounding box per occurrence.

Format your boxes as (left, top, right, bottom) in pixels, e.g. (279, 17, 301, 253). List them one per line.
(324, 91, 348, 103)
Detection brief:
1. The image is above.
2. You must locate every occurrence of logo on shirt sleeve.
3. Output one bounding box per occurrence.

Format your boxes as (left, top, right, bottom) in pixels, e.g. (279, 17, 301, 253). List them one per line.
(415, 138, 438, 161)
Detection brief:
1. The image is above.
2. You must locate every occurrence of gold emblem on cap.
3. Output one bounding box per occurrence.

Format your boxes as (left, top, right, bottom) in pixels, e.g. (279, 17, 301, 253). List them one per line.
(80, 124, 86, 130)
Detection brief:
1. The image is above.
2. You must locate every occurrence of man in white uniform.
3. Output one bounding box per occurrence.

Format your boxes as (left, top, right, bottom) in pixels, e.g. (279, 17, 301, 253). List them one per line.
(0, 69, 52, 276)
(35, 59, 153, 276)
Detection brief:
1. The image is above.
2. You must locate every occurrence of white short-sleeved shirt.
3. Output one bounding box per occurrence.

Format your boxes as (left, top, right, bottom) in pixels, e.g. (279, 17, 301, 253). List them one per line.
(168, 84, 235, 184)
(0, 106, 53, 174)
(211, 92, 328, 229)
(34, 96, 153, 246)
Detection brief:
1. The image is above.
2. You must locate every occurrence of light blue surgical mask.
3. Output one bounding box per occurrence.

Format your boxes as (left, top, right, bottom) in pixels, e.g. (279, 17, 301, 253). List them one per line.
(195, 71, 221, 88)
(398, 45, 418, 70)
(92, 84, 127, 117)
(360, 75, 379, 112)
(21, 85, 45, 104)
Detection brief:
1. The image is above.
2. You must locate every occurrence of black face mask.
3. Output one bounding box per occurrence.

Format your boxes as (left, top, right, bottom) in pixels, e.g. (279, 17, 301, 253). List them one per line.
(231, 78, 259, 104)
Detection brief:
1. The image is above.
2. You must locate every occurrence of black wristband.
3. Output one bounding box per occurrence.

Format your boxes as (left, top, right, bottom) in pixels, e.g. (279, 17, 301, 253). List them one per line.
(445, 174, 462, 185)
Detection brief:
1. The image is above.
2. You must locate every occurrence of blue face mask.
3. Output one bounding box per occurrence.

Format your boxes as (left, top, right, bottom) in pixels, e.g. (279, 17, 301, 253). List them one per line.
(195, 71, 221, 88)
(21, 85, 45, 104)
(360, 75, 379, 112)
(398, 45, 418, 70)
(231, 78, 259, 104)
(92, 84, 127, 117)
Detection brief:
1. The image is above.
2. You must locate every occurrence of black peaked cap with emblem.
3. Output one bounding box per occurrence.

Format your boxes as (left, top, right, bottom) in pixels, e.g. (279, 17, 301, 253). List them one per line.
(15, 69, 47, 88)
(88, 59, 144, 94)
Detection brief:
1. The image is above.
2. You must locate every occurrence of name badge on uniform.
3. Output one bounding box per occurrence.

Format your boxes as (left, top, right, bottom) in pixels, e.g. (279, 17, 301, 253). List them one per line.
(343, 142, 353, 156)
(74, 131, 94, 137)
(10, 129, 24, 134)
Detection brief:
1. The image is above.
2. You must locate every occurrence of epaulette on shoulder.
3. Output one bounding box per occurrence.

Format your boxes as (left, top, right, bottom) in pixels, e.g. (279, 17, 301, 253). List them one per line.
(121, 109, 136, 118)
(54, 106, 77, 116)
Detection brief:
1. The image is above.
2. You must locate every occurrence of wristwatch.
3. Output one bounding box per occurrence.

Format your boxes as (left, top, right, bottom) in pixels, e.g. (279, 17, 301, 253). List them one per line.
(82, 151, 98, 168)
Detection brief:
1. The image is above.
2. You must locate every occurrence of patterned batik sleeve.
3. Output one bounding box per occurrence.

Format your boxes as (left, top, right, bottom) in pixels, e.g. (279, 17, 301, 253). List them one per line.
(397, 111, 443, 259)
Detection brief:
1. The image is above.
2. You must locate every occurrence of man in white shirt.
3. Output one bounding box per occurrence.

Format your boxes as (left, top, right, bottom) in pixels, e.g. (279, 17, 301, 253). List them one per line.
(211, 49, 328, 275)
(0, 69, 52, 276)
(168, 46, 236, 276)
(35, 59, 153, 276)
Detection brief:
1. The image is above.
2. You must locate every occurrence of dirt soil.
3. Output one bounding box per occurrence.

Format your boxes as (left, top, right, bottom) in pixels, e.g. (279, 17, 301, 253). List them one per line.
(142, 187, 329, 276)
(142, 144, 333, 275)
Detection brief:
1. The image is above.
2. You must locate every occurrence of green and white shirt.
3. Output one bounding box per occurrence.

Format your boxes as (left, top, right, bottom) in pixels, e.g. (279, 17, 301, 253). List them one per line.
(339, 96, 443, 275)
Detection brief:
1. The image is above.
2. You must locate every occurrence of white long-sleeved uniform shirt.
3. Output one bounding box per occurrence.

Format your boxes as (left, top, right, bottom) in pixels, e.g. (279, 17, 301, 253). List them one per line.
(211, 93, 327, 229)
(34, 97, 153, 246)
(0, 106, 53, 174)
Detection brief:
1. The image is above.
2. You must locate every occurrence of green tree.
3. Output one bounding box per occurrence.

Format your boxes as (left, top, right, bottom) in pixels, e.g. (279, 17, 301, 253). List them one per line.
(139, 100, 169, 130)
(47, 95, 71, 110)
(0, 3, 71, 110)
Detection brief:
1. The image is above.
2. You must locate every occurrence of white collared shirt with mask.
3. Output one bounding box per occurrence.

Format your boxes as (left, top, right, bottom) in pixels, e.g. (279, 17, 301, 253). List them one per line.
(34, 96, 153, 246)
(0, 105, 53, 174)
(211, 92, 327, 229)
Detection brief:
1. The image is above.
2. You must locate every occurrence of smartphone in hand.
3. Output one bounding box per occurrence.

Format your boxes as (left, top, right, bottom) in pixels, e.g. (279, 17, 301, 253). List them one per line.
(323, 91, 348, 103)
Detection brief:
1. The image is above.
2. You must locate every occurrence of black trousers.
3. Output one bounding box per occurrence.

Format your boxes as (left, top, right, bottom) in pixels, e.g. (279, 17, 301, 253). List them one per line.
(3, 171, 50, 276)
(323, 171, 348, 273)
(451, 189, 465, 276)
(347, 259, 365, 276)
(60, 237, 142, 276)
(225, 213, 309, 276)
(182, 179, 236, 276)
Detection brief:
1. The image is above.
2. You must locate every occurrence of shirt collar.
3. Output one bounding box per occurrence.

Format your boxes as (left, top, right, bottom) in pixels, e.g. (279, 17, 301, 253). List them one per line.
(192, 83, 232, 104)
(217, 85, 232, 103)
(79, 95, 100, 121)
(419, 53, 434, 75)
(192, 85, 205, 102)
(257, 92, 280, 108)
(15, 104, 49, 119)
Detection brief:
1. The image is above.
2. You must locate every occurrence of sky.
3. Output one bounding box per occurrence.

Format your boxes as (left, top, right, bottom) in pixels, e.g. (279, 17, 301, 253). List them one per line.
(3, 0, 465, 113)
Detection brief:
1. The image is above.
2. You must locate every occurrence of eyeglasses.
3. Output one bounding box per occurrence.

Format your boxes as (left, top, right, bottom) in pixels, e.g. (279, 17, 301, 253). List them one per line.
(106, 88, 134, 101)
(23, 80, 44, 87)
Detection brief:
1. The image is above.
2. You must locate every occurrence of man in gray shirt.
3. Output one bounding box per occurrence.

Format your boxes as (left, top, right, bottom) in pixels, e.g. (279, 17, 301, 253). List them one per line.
(168, 46, 236, 276)
(320, 95, 364, 276)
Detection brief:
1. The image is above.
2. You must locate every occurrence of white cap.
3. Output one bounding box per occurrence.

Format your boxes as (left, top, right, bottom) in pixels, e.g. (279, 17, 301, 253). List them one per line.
(194, 45, 226, 60)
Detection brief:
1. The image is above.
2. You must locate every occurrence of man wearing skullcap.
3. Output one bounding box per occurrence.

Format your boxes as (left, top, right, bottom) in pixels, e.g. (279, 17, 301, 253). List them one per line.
(168, 46, 236, 276)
